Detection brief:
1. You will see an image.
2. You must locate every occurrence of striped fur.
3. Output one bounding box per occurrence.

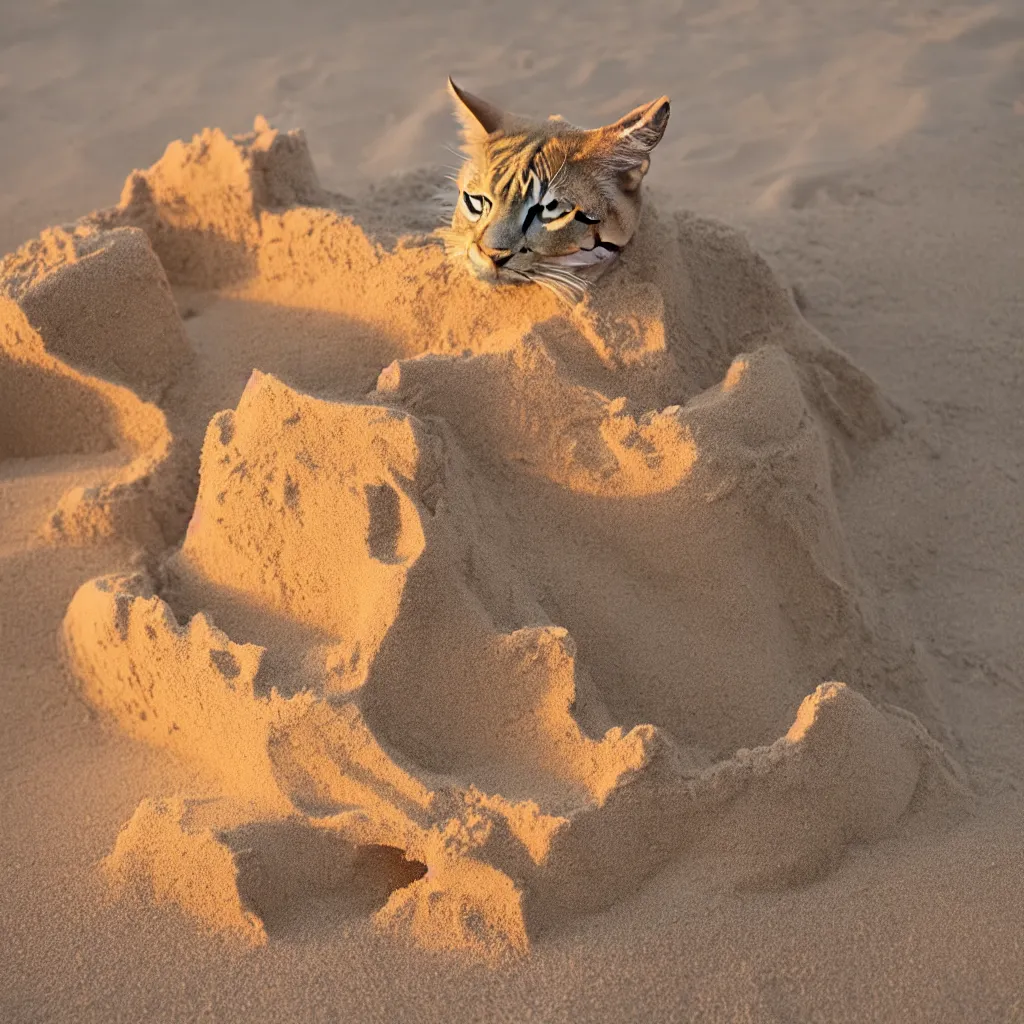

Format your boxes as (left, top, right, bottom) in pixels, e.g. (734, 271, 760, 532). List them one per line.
(441, 78, 669, 303)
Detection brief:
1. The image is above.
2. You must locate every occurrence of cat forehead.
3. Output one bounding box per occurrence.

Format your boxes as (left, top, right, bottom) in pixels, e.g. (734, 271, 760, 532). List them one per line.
(463, 131, 590, 200)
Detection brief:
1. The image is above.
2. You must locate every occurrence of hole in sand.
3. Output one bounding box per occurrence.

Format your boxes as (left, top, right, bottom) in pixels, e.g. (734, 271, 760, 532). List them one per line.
(224, 821, 427, 937)
(364, 482, 402, 563)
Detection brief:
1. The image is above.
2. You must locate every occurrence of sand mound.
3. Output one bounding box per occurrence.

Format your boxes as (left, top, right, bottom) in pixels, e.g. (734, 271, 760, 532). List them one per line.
(1, 224, 190, 401)
(0, 224, 194, 545)
(51, 121, 966, 957)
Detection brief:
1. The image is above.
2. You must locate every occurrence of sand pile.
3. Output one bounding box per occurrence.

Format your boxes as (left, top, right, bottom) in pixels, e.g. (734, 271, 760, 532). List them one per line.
(0, 223, 194, 544)
(38, 120, 966, 958)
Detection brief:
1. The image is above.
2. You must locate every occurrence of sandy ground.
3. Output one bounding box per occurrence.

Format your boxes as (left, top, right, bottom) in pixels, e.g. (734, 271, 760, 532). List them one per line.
(2, 1, 1024, 1021)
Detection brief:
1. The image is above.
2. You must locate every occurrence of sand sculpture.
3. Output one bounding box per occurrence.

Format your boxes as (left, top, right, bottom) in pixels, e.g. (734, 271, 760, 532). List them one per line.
(1, 120, 965, 959)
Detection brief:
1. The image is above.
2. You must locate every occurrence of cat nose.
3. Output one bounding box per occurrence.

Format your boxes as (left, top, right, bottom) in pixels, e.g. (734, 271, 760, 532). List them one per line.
(469, 244, 512, 274)
(476, 245, 513, 267)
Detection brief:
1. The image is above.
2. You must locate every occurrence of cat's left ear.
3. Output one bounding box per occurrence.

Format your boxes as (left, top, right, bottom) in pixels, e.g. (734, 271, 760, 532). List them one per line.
(608, 96, 670, 152)
(447, 77, 506, 139)
(597, 96, 670, 190)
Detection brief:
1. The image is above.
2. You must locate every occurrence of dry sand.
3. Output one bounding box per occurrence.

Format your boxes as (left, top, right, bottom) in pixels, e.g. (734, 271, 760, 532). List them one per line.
(2, 1, 1023, 1021)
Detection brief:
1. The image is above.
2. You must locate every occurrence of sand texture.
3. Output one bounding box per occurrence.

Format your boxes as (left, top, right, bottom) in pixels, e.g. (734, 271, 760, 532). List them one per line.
(3, 2, 1023, 1020)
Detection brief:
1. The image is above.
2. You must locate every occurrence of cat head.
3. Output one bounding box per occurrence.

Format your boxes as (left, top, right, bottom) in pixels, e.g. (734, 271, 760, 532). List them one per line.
(442, 78, 670, 302)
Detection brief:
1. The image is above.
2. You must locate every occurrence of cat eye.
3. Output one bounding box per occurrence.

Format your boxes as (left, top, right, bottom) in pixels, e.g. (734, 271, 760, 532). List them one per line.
(574, 211, 601, 225)
(461, 192, 489, 220)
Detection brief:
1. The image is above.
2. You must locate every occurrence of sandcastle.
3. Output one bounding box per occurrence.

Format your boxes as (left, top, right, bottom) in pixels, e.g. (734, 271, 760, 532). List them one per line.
(1, 119, 965, 959)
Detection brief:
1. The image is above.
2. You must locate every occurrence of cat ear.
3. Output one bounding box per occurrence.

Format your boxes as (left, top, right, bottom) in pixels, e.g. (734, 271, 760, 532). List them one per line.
(594, 96, 670, 191)
(447, 77, 506, 138)
(606, 96, 670, 153)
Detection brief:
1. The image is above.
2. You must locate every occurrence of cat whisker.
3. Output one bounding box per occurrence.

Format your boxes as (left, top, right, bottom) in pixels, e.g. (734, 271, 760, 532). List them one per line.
(527, 266, 587, 305)
(531, 265, 588, 296)
(543, 265, 588, 288)
(530, 275, 578, 305)
(534, 264, 586, 283)
(533, 282, 586, 306)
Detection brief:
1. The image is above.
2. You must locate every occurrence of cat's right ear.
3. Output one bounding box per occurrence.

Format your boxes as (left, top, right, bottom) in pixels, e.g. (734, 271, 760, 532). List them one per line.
(447, 77, 506, 139)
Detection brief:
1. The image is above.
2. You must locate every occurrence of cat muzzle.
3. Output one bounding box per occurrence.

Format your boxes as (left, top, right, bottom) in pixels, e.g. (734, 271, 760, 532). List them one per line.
(468, 244, 513, 277)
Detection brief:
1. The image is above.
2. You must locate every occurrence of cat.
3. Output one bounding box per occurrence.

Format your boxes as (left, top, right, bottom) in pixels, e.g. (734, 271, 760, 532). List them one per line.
(441, 78, 670, 303)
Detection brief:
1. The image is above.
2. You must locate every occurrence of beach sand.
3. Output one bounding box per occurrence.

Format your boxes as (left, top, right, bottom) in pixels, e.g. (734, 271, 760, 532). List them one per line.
(2, 1, 1023, 1020)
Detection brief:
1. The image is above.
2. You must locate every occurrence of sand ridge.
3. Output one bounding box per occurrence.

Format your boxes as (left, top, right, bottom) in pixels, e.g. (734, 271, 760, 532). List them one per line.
(2, 119, 969, 960)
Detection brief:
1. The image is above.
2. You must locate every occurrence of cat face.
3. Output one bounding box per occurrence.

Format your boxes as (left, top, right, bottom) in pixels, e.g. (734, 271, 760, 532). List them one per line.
(442, 79, 670, 302)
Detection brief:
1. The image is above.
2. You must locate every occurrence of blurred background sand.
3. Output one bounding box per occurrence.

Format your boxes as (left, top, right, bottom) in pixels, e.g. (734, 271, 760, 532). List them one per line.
(3, 0, 1021, 253)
